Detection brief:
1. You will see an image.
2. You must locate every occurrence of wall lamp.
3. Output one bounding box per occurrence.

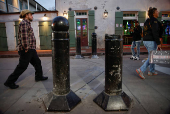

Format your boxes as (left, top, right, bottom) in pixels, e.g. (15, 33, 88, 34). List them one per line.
(104, 10, 108, 17)
(43, 14, 48, 21)
(63, 11, 67, 18)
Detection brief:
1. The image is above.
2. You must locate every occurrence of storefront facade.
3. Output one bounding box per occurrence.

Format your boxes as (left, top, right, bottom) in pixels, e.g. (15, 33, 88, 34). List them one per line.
(56, 0, 170, 48)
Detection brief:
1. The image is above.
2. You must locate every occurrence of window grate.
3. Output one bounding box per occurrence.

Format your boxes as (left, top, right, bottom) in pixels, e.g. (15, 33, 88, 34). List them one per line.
(76, 12, 87, 16)
(123, 13, 136, 17)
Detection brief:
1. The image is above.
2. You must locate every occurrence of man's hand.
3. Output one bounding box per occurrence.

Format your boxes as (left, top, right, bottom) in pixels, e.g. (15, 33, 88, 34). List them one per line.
(157, 44, 162, 50)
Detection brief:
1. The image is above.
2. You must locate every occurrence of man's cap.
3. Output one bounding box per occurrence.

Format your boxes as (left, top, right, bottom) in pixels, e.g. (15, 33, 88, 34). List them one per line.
(19, 9, 34, 18)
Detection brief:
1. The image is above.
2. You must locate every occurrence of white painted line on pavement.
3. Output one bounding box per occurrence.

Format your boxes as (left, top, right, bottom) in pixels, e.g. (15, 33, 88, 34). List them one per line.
(155, 64, 170, 75)
(83, 79, 105, 99)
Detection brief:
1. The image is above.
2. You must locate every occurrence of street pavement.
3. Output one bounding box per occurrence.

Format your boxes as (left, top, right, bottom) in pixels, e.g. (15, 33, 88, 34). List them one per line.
(0, 55, 170, 114)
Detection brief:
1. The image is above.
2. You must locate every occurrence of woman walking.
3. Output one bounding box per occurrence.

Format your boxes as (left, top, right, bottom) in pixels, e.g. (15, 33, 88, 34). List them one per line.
(136, 7, 162, 79)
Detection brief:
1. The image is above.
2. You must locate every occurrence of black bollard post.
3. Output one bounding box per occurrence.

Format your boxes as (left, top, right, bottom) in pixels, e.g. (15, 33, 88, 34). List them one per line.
(43, 16, 81, 111)
(74, 37, 83, 59)
(91, 32, 99, 59)
(93, 34, 131, 111)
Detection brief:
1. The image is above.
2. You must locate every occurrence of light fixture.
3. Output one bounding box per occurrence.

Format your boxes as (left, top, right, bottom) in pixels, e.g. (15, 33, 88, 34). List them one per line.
(68, 8, 72, 11)
(63, 11, 67, 17)
(94, 6, 97, 10)
(116, 6, 120, 10)
(104, 10, 108, 17)
(43, 14, 48, 21)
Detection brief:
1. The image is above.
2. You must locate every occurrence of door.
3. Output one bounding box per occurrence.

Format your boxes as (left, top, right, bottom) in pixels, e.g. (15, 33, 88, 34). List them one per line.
(0, 23, 8, 51)
(39, 21, 52, 50)
(76, 18, 88, 46)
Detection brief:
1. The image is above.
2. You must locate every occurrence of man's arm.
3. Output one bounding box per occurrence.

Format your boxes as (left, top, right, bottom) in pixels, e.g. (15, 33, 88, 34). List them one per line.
(20, 22, 29, 51)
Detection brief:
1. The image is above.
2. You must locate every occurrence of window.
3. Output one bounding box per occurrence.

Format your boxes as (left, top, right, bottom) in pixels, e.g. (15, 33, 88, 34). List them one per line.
(123, 20, 136, 35)
(25, 4, 28, 9)
(76, 12, 87, 16)
(162, 14, 170, 17)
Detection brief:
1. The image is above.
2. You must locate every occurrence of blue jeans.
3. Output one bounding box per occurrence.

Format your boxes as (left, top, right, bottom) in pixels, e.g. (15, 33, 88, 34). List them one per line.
(140, 41, 157, 73)
(131, 41, 141, 57)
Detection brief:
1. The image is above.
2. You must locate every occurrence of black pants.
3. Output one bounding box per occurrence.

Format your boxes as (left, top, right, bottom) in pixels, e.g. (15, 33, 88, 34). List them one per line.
(5, 49, 43, 84)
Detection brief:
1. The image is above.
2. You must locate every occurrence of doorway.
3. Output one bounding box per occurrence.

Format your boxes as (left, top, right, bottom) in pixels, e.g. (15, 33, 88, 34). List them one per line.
(39, 21, 52, 50)
(76, 18, 88, 46)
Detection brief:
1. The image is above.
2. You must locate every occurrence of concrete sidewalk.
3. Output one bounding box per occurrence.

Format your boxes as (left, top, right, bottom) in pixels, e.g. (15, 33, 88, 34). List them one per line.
(0, 55, 170, 114)
(0, 45, 170, 58)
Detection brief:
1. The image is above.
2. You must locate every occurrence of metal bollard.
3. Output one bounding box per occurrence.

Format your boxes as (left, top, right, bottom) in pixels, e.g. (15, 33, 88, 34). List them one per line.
(93, 34, 131, 111)
(43, 16, 81, 111)
(74, 37, 83, 59)
(91, 33, 99, 59)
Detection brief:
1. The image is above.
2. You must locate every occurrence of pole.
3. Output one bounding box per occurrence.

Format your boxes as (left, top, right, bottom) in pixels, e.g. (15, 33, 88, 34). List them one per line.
(43, 16, 81, 111)
(74, 37, 83, 59)
(93, 34, 131, 111)
(91, 32, 99, 59)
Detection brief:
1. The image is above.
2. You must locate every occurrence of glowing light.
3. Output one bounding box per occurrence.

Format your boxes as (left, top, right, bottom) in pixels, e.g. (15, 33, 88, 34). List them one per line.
(63, 11, 68, 19)
(104, 10, 108, 17)
(77, 26, 81, 30)
(43, 17, 47, 21)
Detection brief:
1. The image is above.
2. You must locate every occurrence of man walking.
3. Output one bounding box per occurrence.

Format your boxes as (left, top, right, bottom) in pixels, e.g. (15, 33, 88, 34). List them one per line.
(130, 21, 142, 60)
(4, 9, 48, 89)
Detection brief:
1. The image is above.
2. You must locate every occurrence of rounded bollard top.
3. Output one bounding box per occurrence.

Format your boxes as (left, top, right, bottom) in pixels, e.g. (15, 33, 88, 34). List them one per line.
(51, 16, 69, 31)
(92, 32, 97, 36)
(92, 33, 97, 38)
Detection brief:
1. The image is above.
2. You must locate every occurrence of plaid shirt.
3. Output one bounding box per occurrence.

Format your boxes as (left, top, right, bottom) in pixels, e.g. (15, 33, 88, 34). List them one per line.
(18, 19, 36, 51)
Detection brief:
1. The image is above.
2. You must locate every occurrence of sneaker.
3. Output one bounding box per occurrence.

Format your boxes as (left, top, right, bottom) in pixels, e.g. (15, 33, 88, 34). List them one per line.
(148, 72, 158, 76)
(136, 69, 145, 79)
(130, 56, 135, 60)
(134, 57, 140, 60)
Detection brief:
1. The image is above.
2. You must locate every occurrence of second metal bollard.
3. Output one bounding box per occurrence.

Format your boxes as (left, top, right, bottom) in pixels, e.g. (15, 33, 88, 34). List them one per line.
(93, 34, 131, 111)
(91, 32, 99, 59)
(43, 16, 81, 111)
(74, 37, 83, 59)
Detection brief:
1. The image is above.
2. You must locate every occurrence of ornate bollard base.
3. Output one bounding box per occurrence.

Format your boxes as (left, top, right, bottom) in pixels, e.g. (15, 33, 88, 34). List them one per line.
(74, 55, 84, 59)
(93, 91, 131, 111)
(91, 55, 99, 59)
(43, 90, 81, 111)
